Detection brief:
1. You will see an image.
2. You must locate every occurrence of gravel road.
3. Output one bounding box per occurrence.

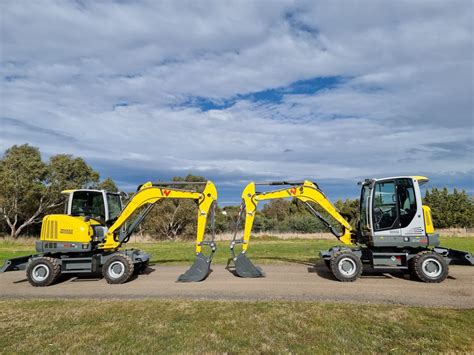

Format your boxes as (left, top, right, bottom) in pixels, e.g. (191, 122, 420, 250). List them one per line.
(0, 263, 472, 308)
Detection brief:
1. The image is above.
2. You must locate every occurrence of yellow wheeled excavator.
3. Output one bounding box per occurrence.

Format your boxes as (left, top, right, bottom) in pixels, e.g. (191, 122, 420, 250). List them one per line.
(229, 176, 473, 282)
(1, 181, 218, 286)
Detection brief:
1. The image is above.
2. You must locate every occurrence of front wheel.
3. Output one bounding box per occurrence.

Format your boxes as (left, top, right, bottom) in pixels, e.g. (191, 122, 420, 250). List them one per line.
(329, 250, 363, 282)
(412, 251, 449, 283)
(102, 254, 135, 284)
(26, 257, 61, 287)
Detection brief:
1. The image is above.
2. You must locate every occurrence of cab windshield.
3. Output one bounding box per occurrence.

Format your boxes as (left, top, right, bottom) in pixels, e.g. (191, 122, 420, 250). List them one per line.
(71, 191, 106, 219)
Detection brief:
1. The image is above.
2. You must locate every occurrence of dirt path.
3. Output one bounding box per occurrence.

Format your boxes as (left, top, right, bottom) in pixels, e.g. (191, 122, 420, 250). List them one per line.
(0, 264, 472, 308)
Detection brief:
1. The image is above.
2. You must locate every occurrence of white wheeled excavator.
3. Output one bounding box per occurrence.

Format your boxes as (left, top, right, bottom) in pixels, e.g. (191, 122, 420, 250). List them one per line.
(229, 176, 473, 282)
(1, 181, 218, 286)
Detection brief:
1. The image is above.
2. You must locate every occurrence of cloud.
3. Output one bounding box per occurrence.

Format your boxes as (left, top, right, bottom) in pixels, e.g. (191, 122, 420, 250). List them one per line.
(0, 0, 472, 203)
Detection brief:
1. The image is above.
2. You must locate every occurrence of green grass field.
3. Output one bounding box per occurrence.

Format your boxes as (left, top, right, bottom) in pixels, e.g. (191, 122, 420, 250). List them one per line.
(1, 237, 473, 353)
(1, 236, 473, 266)
(0, 300, 472, 353)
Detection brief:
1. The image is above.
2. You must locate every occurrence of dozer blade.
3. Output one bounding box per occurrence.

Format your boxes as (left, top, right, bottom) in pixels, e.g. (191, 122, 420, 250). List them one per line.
(177, 253, 212, 282)
(234, 253, 265, 278)
(0, 255, 32, 272)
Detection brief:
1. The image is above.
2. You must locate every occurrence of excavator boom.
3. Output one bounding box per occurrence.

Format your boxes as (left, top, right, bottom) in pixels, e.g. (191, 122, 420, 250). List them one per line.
(101, 180, 218, 282)
(230, 180, 354, 277)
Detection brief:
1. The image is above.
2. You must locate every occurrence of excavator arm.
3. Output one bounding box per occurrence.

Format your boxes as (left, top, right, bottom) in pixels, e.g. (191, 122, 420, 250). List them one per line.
(102, 181, 217, 250)
(230, 180, 354, 277)
(102, 180, 218, 282)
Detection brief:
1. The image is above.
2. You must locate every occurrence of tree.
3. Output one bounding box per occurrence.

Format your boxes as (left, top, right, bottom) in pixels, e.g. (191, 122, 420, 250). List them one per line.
(423, 187, 474, 228)
(47, 154, 100, 193)
(262, 200, 292, 221)
(287, 214, 321, 233)
(334, 198, 359, 228)
(141, 174, 210, 240)
(0, 145, 100, 238)
(0, 145, 48, 238)
(98, 177, 119, 192)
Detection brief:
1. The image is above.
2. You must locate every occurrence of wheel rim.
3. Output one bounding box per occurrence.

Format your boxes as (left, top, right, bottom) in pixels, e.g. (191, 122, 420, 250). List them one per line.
(32, 264, 50, 282)
(421, 258, 442, 278)
(108, 261, 125, 279)
(338, 257, 357, 277)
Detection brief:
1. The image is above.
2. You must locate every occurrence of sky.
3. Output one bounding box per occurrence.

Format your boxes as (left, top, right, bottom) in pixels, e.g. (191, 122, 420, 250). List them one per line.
(0, 0, 473, 204)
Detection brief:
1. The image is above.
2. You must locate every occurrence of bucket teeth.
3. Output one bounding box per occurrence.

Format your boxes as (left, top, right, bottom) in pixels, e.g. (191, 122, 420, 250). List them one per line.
(234, 253, 264, 278)
(177, 253, 212, 282)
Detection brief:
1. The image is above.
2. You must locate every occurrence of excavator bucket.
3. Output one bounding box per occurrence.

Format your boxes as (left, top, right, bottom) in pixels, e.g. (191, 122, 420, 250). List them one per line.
(233, 253, 265, 278)
(177, 253, 212, 282)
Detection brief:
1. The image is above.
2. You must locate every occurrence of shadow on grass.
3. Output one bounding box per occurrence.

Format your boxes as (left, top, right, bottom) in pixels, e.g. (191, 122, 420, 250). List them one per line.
(48, 266, 157, 285)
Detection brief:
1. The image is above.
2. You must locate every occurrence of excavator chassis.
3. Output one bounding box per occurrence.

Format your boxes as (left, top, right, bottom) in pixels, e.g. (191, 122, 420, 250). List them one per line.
(0, 249, 150, 284)
(0, 249, 150, 274)
(320, 245, 474, 269)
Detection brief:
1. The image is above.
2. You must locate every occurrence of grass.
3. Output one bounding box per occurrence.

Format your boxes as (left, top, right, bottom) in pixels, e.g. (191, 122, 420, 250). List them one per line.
(1, 238, 473, 353)
(1, 236, 473, 266)
(0, 300, 472, 353)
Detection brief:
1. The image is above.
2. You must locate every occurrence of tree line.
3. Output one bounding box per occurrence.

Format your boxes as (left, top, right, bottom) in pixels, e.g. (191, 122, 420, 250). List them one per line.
(1, 144, 472, 239)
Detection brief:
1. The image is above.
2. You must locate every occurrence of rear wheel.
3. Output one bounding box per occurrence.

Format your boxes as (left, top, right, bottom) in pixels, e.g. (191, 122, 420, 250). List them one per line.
(26, 257, 61, 287)
(412, 251, 448, 283)
(102, 254, 134, 284)
(408, 257, 418, 280)
(330, 250, 363, 282)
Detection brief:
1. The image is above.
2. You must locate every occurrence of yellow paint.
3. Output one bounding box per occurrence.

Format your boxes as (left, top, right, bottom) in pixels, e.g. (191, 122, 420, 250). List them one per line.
(42, 181, 218, 254)
(102, 181, 218, 251)
(240, 180, 355, 251)
(40, 215, 99, 243)
(412, 176, 429, 185)
(422, 205, 435, 234)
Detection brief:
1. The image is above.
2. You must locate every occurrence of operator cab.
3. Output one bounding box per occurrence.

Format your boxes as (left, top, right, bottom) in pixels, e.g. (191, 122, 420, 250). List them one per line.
(358, 176, 434, 247)
(62, 189, 123, 224)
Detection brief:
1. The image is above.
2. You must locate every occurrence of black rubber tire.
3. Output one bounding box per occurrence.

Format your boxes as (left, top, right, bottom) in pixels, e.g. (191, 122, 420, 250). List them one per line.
(412, 251, 449, 283)
(26, 257, 61, 287)
(102, 254, 135, 284)
(329, 250, 363, 282)
(408, 257, 419, 281)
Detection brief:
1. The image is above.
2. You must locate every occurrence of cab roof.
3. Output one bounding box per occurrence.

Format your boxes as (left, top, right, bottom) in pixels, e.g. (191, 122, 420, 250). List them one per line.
(370, 176, 429, 185)
(61, 189, 120, 195)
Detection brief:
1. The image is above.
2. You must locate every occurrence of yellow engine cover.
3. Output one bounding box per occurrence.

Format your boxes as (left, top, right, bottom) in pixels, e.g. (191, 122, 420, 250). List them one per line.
(40, 215, 98, 243)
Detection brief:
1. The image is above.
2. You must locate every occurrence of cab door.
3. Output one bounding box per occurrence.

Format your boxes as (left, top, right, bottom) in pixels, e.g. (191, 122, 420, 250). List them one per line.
(372, 179, 401, 238)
